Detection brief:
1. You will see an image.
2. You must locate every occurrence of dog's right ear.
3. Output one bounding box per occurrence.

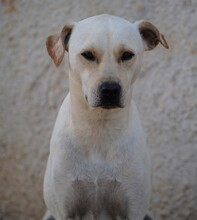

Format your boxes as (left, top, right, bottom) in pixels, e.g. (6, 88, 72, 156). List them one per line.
(46, 24, 73, 67)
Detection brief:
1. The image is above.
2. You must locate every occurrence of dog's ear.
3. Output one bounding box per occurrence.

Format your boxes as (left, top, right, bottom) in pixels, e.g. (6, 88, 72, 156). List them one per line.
(135, 20, 169, 51)
(46, 24, 73, 66)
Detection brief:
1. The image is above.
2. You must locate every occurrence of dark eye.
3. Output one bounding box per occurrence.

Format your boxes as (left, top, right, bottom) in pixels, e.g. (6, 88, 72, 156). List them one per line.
(81, 51, 96, 61)
(120, 51, 135, 62)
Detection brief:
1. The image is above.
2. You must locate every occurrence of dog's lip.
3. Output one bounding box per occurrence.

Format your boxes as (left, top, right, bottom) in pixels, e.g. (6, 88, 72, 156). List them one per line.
(99, 104, 124, 109)
(84, 95, 124, 109)
(101, 106, 120, 109)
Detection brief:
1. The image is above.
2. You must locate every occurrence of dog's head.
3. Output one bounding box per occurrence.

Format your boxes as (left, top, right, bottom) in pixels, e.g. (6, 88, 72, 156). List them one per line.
(46, 15, 168, 109)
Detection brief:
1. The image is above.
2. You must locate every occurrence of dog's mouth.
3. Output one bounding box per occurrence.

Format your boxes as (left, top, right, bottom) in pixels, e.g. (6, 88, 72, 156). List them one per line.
(97, 97, 124, 109)
(99, 105, 123, 109)
(85, 95, 124, 109)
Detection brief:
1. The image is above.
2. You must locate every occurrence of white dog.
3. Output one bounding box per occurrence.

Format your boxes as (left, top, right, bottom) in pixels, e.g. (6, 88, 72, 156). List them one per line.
(43, 14, 168, 220)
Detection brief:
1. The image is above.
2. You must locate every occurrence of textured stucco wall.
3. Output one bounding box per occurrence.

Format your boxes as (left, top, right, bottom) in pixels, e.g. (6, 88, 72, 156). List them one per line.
(0, 0, 196, 219)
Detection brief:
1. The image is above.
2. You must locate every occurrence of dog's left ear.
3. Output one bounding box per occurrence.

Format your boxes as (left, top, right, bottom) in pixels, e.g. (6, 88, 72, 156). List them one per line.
(135, 20, 169, 51)
(46, 24, 73, 66)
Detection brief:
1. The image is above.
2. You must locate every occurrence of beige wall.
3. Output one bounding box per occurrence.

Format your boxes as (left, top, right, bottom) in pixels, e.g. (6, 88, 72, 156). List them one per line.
(0, 0, 196, 219)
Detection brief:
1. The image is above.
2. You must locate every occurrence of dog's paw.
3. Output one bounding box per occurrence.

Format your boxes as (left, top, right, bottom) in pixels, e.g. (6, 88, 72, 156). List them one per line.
(144, 214, 153, 220)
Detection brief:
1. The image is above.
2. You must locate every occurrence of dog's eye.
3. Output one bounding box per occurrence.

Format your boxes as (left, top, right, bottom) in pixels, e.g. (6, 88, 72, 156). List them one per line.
(81, 51, 96, 62)
(120, 51, 135, 62)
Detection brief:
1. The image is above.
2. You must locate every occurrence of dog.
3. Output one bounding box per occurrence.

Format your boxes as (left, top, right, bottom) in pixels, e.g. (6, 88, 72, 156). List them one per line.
(43, 14, 168, 220)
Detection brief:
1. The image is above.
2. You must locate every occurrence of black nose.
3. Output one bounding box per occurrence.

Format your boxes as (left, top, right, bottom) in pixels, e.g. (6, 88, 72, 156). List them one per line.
(98, 82, 122, 109)
(99, 82, 121, 97)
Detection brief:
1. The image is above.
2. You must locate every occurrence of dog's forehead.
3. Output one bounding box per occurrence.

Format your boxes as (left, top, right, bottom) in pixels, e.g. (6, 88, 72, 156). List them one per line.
(69, 14, 142, 53)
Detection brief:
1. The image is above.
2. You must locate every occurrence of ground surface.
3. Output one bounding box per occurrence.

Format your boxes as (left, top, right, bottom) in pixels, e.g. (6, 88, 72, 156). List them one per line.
(0, 0, 197, 219)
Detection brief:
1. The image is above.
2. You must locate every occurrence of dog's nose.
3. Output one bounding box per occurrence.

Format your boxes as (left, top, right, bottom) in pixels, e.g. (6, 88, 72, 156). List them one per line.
(98, 82, 122, 109)
(99, 82, 121, 97)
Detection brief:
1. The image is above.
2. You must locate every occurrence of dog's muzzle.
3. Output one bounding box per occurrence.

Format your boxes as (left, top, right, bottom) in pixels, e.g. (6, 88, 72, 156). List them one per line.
(96, 81, 123, 109)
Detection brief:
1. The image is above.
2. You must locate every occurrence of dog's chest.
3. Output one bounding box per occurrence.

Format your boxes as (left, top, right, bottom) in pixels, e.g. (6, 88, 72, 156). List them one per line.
(65, 154, 130, 219)
(69, 153, 123, 180)
(65, 130, 135, 182)
(51, 115, 149, 219)
(62, 125, 143, 189)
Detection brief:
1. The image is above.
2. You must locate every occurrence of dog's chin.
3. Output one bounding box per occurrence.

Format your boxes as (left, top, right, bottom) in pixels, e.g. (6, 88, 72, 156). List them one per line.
(99, 104, 124, 110)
